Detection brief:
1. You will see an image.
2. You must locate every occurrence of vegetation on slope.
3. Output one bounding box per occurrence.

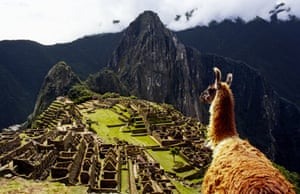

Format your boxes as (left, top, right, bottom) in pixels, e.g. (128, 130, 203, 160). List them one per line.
(31, 61, 81, 122)
(68, 84, 97, 104)
(273, 163, 300, 193)
(85, 69, 129, 96)
(0, 177, 87, 194)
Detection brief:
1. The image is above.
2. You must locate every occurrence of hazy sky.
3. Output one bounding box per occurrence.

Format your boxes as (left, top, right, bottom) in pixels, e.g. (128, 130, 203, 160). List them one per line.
(0, 0, 299, 45)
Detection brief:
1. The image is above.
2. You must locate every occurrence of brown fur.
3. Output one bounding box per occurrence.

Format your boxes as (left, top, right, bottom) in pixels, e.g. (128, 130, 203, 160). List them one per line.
(208, 82, 238, 147)
(200, 67, 295, 194)
(202, 137, 295, 193)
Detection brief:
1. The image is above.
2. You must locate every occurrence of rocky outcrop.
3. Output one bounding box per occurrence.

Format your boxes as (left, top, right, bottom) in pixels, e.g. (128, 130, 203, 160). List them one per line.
(31, 61, 81, 121)
(108, 11, 201, 118)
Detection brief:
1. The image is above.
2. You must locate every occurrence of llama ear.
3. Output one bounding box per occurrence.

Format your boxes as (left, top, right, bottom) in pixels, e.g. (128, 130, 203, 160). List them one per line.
(213, 67, 221, 88)
(226, 73, 233, 86)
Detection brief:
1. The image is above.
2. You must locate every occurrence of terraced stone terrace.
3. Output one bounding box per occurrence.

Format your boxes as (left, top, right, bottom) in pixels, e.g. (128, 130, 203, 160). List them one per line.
(0, 96, 212, 194)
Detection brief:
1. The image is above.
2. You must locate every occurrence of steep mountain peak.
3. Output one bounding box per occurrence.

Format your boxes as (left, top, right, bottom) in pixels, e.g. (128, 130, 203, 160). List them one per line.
(107, 10, 199, 117)
(109, 10, 177, 63)
(30, 61, 81, 122)
(127, 10, 165, 36)
(47, 61, 74, 77)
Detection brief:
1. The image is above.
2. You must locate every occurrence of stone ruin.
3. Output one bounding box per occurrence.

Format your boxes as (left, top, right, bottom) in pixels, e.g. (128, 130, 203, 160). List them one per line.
(0, 96, 212, 193)
(33, 97, 83, 130)
(0, 127, 180, 193)
(113, 97, 212, 170)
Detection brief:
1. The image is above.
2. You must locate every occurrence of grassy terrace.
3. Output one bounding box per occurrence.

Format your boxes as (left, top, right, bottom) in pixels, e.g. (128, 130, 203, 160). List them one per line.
(171, 180, 200, 194)
(146, 150, 201, 193)
(121, 169, 129, 193)
(83, 109, 158, 146)
(147, 150, 201, 178)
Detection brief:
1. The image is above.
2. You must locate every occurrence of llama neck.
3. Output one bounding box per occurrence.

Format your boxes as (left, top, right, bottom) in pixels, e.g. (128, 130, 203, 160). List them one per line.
(209, 85, 238, 146)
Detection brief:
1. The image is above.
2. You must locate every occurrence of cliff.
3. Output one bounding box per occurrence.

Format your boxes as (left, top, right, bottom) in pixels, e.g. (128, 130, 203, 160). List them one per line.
(31, 61, 81, 121)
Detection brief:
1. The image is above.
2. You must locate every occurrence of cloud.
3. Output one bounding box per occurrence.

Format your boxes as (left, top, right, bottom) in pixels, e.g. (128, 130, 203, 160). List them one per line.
(0, 0, 299, 45)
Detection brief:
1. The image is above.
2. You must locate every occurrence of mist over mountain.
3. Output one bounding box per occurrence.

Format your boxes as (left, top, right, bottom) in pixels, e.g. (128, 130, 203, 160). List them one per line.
(1, 11, 300, 173)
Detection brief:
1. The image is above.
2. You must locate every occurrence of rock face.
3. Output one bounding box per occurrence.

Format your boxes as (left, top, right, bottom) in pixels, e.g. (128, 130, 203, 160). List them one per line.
(108, 11, 202, 118)
(105, 11, 300, 173)
(31, 61, 81, 121)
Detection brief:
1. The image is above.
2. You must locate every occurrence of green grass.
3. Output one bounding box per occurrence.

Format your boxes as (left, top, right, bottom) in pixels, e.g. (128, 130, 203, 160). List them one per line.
(176, 169, 200, 178)
(121, 169, 129, 193)
(0, 177, 87, 194)
(188, 177, 203, 184)
(87, 108, 124, 126)
(147, 150, 186, 172)
(171, 180, 200, 194)
(19, 133, 30, 145)
(84, 109, 158, 146)
(114, 104, 132, 118)
(147, 150, 193, 173)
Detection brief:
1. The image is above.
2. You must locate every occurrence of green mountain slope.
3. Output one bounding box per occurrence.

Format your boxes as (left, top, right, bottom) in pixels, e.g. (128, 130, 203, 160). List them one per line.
(0, 33, 121, 128)
(31, 61, 81, 122)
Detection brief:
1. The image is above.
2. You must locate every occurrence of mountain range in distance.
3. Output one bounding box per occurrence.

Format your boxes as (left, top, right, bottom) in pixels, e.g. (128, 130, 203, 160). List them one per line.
(0, 11, 300, 174)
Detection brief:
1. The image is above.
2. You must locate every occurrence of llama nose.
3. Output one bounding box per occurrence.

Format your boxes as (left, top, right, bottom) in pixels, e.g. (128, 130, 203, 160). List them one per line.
(200, 92, 208, 102)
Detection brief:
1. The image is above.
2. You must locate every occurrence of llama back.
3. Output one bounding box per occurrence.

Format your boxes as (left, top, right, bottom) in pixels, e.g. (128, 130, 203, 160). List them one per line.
(201, 137, 295, 194)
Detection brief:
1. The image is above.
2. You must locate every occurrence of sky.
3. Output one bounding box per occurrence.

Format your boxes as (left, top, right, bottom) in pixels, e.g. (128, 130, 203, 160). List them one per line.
(0, 0, 299, 45)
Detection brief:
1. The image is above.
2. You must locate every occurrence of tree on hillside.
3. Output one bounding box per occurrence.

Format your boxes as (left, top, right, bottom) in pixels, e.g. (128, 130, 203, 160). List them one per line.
(170, 147, 180, 162)
(86, 119, 92, 130)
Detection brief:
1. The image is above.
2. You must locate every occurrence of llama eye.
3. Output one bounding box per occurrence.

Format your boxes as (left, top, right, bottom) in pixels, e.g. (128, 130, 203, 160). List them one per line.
(208, 88, 216, 94)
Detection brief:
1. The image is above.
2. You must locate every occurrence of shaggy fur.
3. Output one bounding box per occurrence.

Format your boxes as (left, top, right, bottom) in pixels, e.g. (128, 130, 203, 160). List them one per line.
(208, 81, 238, 148)
(200, 67, 295, 194)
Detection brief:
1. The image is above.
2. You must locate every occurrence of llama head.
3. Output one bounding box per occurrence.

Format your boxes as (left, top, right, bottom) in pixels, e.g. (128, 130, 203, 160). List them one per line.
(200, 67, 233, 104)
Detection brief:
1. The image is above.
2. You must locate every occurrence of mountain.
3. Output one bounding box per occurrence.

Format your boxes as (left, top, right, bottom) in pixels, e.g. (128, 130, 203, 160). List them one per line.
(0, 40, 53, 129)
(30, 61, 81, 122)
(1, 15, 300, 130)
(90, 11, 299, 173)
(0, 33, 121, 128)
(176, 18, 300, 107)
(1, 10, 300, 173)
(0, 63, 32, 127)
(108, 11, 203, 118)
(85, 70, 129, 95)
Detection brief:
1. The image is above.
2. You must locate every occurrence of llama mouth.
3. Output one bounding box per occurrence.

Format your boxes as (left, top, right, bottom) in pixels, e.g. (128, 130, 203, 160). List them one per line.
(199, 94, 206, 102)
(199, 93, 210, 103)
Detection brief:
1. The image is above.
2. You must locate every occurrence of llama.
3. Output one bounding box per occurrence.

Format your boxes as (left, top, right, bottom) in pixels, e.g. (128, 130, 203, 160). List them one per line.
(200, 67, 295, 194)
